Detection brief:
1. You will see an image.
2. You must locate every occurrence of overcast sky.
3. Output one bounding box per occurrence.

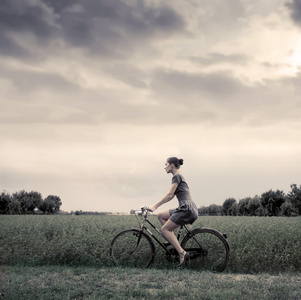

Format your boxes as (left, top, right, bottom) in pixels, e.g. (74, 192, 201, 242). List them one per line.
(1, 0, 301, 213)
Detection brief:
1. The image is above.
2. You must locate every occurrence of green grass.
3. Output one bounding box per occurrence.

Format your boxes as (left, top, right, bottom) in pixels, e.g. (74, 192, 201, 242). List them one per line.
(1, 216, 301, 299)
(0, 215, 301, 273)
(1, 265, 301, 300)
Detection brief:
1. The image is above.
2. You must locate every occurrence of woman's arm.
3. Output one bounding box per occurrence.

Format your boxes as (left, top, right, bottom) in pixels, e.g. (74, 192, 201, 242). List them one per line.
(148, 183, 178, 212)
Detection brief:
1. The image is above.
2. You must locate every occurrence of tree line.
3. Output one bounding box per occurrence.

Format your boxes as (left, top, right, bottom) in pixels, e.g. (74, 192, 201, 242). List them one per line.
(0, 190, 62, 215)
(198, 184, 301, 217)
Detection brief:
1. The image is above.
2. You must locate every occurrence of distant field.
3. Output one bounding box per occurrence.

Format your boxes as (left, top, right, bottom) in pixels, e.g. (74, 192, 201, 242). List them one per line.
(0, 215, 300, 273)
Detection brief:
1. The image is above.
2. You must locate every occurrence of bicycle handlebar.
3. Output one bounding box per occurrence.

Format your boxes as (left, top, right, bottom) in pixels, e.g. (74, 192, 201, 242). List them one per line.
(136, 206, 150, 216)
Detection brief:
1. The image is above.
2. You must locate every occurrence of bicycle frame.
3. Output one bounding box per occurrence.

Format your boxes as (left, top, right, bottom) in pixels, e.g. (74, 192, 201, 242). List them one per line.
(135, 208, 213, 259)
(135, 209, 190, 255)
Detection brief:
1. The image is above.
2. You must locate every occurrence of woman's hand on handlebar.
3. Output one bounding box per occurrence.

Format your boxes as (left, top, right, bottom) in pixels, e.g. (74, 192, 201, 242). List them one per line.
(148, 206, 156, 212)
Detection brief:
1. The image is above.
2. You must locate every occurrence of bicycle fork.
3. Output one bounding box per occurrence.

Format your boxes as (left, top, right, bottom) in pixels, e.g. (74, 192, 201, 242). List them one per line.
(130, 231, 144, 254)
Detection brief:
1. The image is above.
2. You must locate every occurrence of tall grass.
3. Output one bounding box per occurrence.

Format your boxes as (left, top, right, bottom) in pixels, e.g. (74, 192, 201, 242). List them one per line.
(0, 215, 300, 273)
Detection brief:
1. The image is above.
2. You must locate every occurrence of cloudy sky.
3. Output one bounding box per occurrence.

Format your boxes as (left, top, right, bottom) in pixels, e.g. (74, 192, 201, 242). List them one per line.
(1, 0, 301, 213)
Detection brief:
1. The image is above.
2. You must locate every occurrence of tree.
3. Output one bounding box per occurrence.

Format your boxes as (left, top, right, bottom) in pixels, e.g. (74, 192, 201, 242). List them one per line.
(237, 197, 250, 216)
(260, 190, 286, 216)
(40, 195, 62, 214)
(246, 196, 261, 216)
(12, 190, 43, 214)
(12, 190, 26, 214)
(8, 197, 21, 214)
(222, 198, 236, 216)
(286, 184, 301, 215)
(26, 191, 43, 213)
(198, 206, 209, 216)
(228, 202, 238, 216)
(208, 204, 223, 216)
(0, 192, 11, 214)
(280, 200, 294, 217)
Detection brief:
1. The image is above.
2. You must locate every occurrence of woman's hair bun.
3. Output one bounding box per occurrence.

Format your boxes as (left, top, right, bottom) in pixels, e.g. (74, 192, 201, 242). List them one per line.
(167, 157, 184, 169)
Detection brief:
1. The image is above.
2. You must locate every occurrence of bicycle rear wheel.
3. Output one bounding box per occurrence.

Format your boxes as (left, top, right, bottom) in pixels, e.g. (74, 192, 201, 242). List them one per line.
(181, 228, 230, 272)
(110, 229, 155, 268)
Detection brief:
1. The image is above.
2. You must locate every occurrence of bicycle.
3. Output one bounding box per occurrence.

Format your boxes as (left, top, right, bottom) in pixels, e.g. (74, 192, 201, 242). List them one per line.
(110, 206, 230, 272)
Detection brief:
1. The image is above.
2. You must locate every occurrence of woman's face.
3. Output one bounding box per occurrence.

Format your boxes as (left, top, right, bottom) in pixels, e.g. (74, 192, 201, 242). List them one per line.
(164, 161, 173, 173)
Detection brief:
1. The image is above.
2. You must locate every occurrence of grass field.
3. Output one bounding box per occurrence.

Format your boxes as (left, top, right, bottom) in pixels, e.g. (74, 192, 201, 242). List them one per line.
(1, 265, 301, 300)
(1, 215, 301, 299)
(1, 215, 300, 273)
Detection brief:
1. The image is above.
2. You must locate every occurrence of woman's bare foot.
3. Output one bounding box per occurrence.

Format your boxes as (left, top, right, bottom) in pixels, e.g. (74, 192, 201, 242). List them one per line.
(178, 251, 190, 267)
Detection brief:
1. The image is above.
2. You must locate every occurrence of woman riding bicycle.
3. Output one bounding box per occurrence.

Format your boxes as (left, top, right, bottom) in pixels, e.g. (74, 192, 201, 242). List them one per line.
(148, 157, 198, 267)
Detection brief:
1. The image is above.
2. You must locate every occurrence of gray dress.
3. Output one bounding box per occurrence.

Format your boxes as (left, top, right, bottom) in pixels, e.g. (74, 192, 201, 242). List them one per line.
(169, 173, 198, 225)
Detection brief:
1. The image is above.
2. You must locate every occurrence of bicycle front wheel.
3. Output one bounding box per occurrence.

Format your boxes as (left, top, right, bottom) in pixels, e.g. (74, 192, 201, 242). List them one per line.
(110, 229, 155, 268)
(181, 228, 230, 272)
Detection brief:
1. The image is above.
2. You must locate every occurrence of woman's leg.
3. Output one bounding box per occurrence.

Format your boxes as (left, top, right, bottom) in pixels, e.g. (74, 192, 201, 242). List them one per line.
(161, 219, 186, 258)
(157, 210, 170, 226)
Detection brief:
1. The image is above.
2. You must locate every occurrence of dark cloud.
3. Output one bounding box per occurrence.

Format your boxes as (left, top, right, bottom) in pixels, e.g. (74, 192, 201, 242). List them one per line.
(58, 0, 187, 57)
(0, 0, 56, 57)
(286, 0, 301, 25)
(0, 32, 29, 57)
(0, 0, 186, 58)
(0, 0, 51, 35)
(43, 0, 75, 14)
